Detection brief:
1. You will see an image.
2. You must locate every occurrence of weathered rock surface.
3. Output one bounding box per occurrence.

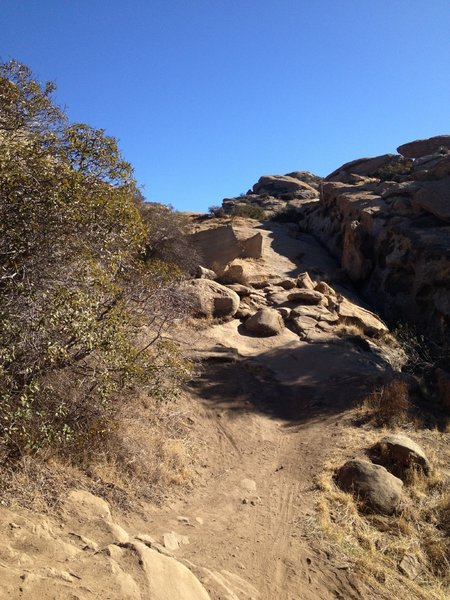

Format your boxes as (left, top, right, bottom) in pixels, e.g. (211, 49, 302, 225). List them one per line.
(299, 135, 450, 340)
(196, 265, 217, 280)
(189, 225, 242, 273)
(337, 298, 388, 336)
(335, 459, 403, 515)
(253, 175, 318, 197)
(244, 307, 284, 336)
(397, 135, 450, 158)
(370, 435, 430, 477)
(188, 279, 240, 318)
(287, 289, 324, 305)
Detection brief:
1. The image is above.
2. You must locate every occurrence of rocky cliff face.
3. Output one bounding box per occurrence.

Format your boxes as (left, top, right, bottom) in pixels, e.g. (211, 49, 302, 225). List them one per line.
(300, 135, 450, 341)
(221, 135, 450, 340)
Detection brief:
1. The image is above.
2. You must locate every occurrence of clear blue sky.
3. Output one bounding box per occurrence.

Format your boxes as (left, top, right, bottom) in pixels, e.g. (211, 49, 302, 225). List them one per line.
(1, 1, 449, 212)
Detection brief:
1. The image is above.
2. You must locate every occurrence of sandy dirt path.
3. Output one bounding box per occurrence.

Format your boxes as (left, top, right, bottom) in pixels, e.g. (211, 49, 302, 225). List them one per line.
(133, 220, 386, 600)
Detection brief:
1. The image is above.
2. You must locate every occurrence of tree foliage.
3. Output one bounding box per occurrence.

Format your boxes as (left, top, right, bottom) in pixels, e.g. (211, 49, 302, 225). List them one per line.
(0, 60, 191, 458)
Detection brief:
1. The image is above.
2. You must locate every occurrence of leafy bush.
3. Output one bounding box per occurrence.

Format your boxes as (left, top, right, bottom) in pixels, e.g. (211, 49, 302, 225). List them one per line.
(0, 60, 191, 459)
(377, 159, 414, 181)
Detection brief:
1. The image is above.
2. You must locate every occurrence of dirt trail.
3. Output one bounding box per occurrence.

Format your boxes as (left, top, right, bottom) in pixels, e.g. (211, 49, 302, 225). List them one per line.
(137, 220, 387, 600)
(0, 220, 389, 599)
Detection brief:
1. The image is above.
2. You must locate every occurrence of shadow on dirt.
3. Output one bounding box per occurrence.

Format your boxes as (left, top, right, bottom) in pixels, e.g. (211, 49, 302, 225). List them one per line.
(189, 339, 392, 424)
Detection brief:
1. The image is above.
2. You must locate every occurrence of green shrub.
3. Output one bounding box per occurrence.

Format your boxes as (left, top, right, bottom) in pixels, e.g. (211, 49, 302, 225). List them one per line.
(270, 206, 300, 223)
(231, 204, 266, 220)
(0, 60, 191, 459)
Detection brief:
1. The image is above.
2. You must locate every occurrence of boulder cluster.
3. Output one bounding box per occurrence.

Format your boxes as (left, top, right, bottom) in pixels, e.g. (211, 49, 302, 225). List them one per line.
(336, 434, 430, 515)
(219, 135, 450, 343)
(222, 171, 322, 216)
(189, 252, 388, 343)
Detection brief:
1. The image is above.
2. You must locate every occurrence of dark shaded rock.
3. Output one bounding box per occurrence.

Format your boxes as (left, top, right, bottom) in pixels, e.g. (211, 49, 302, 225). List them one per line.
(397, 135, 450, 159)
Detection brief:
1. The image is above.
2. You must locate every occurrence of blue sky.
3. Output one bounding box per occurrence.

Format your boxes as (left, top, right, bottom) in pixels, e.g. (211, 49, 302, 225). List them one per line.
(1, 1, 449, 211)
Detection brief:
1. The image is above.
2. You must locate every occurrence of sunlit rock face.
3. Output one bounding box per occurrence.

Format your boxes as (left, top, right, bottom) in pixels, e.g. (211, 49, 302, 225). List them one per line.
(299, 135, 450, 341)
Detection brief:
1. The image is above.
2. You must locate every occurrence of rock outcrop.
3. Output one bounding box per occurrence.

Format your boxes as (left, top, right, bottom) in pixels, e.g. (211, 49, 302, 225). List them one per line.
(221, 171, 321, 217)
(299, 136, 450, 341)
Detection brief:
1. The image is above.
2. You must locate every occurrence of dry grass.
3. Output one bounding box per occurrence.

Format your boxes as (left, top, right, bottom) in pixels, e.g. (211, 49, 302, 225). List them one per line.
(362, 379, 410, 426)
(314, 421, 450, 599)
(0, 391, 194, 513)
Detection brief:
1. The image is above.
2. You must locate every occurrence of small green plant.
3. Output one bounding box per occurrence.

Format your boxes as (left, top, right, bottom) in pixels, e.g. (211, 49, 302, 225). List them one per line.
(270, 206, 300, 223)
(377, 159, 414, 181)
(231, 204, 266, 220)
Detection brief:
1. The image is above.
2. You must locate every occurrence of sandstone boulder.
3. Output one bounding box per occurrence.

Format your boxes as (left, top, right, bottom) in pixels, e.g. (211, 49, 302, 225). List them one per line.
(240, 232, 263, 259)
(335, 459, 403, 515)
(326, 154, 404, 181)
(371, 435, 430, 477)
(288, 289, 324, 305)
(188, 280, 240, 318)
(244, 307, 284, 337)
(397, 135, 450, 159)
(291, 315, 317, 336)
(219, 263, 247, 284)
(132, 541, 211, 600)
(189, 226, 241, 274)
(314, 281, 336, 296)
(253, 175, 318, 197)
(226, 283, 252, 297)
(412, 177, 450, 222)
(337, 298, 388, 336)
(278, 278, 297, 290)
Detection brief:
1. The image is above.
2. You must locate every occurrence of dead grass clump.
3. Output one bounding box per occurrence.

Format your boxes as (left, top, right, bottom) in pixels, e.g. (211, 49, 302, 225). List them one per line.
(335, 320, 366, 338)
(0, 391, 194, 513)
(315, 426, 450, 599)
(362, 379, 410, 426)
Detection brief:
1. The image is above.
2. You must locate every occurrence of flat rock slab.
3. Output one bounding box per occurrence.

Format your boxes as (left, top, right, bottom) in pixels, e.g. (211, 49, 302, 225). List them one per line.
(288, 289, 324, 305)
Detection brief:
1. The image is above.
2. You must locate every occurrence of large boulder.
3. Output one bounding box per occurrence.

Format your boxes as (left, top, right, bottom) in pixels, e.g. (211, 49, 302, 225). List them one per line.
(188, 279, 240, 318)
(253, 175, 318, 197)
(397, 135, 450, 159)
(326, 154, 405, 182)
(370, 435, 430, 477)
(244, 307, 284, 337)
(188, 226, 241, 274)
(337, 298, 388, 336)
(240, 232, 263, 259)
(287, 289, 324, 305)
(335, 459, 403, 515)
(411, 177, 450, 222)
